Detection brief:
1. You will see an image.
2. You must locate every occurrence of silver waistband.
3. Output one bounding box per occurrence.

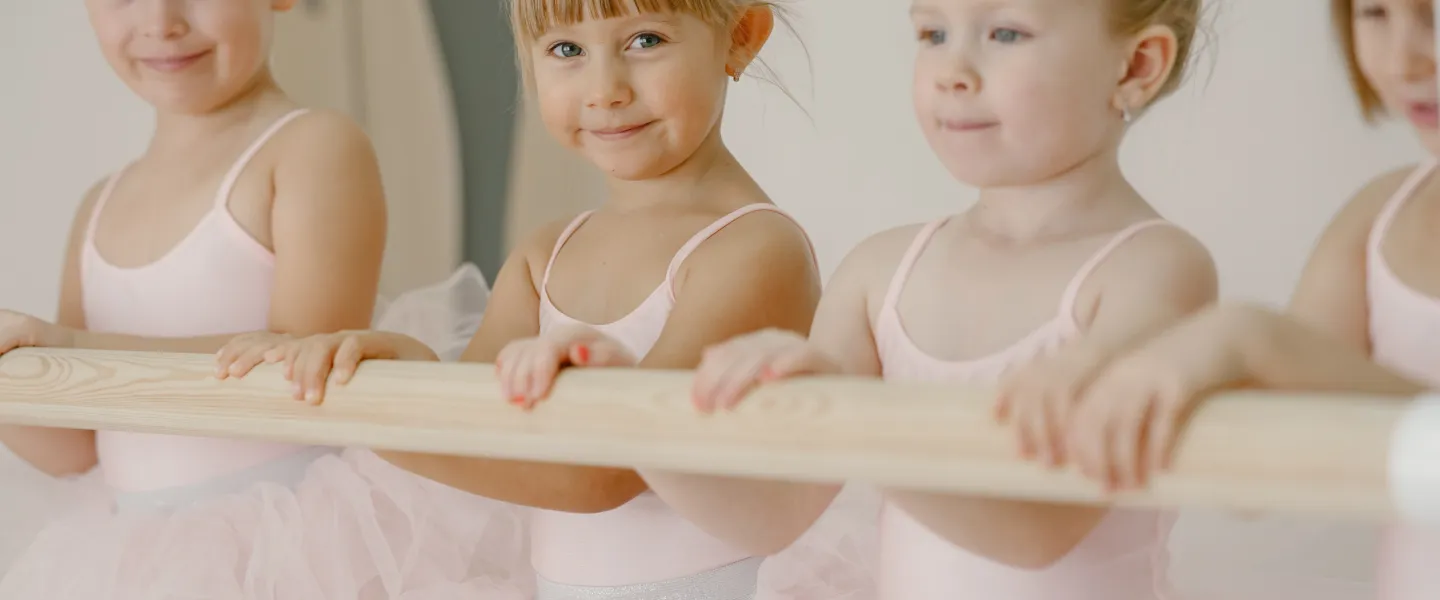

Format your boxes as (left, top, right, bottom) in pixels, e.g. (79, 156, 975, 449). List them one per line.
(536, 557, 762, 600)
(113, 446, 339, 515)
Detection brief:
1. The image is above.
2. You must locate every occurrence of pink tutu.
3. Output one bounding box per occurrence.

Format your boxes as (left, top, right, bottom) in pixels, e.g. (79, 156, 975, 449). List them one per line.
(756, 484, 883, 600)
(0, 265, 532, 599)
(0, 449, 532, 600)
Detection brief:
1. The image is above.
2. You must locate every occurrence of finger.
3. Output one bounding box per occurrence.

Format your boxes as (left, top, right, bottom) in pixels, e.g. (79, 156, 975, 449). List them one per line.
(227, 346, 270, 379)
(1042, 387, 1073, 468)
(283, 344, 300, 383)
(263, 346, 286, 364)
(302, 343, 339, 405)
(1067, 403, 1104, 484)
(524, 354, 562, 409)
(1148, 401, 1182, 475)
(712, 353, 773, 412)
(498, 347, 524, 405)
(764, 347, 828, 380)
(691, 347, 733, 413)
(1013, 395, 1038, 460)
(1112, 396, 1149, 490)
(333, 336, 365, 384)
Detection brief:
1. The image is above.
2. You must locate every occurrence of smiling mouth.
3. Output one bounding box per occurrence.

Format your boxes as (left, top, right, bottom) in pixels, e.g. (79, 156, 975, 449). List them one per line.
(588, 121, 655, 141)
(139, 50, 211, 73)
(939, 119, 998, 132)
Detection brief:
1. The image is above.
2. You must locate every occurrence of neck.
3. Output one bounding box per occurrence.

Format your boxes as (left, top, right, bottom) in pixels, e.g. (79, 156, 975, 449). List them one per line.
(602, 124, 746, 213)
(148, 70, 292, 157)
(967, 143, 1143, 241)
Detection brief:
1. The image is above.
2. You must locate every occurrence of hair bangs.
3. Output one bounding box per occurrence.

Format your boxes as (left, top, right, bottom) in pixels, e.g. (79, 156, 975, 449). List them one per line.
(512, 0, 735, 42)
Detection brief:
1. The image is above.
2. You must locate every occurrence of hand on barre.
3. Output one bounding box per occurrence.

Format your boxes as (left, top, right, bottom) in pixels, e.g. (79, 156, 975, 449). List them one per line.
(692, 328, 842, 414)
(495, 324, 636, 410)
(214, 329, 440, 404)
(0, 310, 75, 356)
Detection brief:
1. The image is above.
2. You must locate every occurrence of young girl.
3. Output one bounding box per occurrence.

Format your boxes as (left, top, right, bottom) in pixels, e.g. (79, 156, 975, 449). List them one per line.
(0, 1, 523, 598)
(1006, 1, 1440, 598)
(690, 0, 1214, 598)
(215, 0, 870, 598)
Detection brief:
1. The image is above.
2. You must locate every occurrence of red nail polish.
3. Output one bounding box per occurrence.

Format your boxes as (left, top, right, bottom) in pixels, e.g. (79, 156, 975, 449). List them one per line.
(574, 345, 589, 364)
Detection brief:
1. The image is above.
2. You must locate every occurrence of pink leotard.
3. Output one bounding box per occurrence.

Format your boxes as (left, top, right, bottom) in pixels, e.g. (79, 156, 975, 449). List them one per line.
(532, 204, 805, 599)
(1366, 158, 1440, 600)
(874, 217, 1175, 600)
(82, 109, 321, 495)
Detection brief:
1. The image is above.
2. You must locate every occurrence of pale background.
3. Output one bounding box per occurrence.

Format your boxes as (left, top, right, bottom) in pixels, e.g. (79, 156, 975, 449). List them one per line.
(0, 0, 1425, 576)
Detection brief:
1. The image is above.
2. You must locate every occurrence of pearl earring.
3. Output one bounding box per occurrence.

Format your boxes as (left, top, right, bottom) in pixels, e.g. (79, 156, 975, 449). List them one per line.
(1122, 106, 1133, 124)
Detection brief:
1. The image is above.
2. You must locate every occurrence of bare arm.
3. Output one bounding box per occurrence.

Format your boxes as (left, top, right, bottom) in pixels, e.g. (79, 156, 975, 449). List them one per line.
(1287, 167, 1413, 349)
(632, 213, 833, 555)
(1219, 303, 1425, 395)
(377, 220, 650, 514)
(0, 181, 106, 477)
(889, 227, 1219, 569)
(73, 113, 388, 351)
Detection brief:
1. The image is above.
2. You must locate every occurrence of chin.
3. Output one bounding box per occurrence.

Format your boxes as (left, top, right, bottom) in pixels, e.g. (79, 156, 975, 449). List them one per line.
(586, 152, 683, 181)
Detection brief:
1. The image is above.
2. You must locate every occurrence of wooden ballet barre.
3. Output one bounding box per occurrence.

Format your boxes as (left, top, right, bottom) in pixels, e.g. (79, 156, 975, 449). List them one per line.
(0, 347, 1436, 524)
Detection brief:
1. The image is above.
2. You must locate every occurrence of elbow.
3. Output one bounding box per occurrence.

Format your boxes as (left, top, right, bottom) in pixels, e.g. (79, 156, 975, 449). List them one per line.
(533, 470, 648, 514)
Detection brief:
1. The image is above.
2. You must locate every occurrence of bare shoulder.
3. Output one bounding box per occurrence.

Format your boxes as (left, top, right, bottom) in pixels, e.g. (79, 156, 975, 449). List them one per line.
(272, 108, 376, 156)
(687, 208, 816, 268)
(837, 222, 930, 302)
(1100, 223, 1215, 282)
(1081, 222, 1218, 322)
(513, 215, 586, 287)
(1330, 164, 1420, 230)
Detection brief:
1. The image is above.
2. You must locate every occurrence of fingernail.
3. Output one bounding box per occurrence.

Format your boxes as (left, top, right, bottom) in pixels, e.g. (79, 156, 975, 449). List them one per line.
(511, 395, 525, 406)
(574, 345, 589, 364)
(305, 390, 318, 403)
(758, 367, 774, 381)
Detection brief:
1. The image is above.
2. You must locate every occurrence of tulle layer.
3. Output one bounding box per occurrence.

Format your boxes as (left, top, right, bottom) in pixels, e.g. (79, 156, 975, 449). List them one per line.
(756, 484, 883, 600)
(0, 449, 533, 600)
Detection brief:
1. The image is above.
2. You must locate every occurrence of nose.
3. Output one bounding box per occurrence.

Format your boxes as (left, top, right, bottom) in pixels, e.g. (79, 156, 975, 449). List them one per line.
(934, 52, 980, 94)
(138, 0, 189, 41)
(585, 57, 634, 109)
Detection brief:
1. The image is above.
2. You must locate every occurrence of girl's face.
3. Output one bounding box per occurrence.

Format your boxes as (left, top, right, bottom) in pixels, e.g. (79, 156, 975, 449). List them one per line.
(1353, 0, 1440, 152)
(528, 10, 732, 180)
(85, 0, 294, 115)
(910, 0, 1132, 188)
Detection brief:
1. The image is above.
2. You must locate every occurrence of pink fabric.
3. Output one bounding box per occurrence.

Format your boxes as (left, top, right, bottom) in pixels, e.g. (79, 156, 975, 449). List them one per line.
(534, 204, 870, 598)
(0, 109, 529, 599)
(1368, 158, 1440, 600)
(872, 217, 1176, 600)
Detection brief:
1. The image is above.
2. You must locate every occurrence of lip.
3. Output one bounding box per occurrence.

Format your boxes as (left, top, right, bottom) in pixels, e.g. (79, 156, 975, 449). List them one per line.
(938, 118, 998, 132)
(587, 121, 655, 141)
(138, 50, 211, 73)
(1407, 101, 1439, 128)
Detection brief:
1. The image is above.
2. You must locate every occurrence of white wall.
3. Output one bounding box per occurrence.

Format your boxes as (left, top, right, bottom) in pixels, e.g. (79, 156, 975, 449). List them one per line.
(0, 1, 153, 569)
(723, 0, 1423, 304)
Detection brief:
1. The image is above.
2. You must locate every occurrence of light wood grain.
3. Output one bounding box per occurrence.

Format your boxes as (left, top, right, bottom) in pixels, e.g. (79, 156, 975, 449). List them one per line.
(0, 347, 1406, 520)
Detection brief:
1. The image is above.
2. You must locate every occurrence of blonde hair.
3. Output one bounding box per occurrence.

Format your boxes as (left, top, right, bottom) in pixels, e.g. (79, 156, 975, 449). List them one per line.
(506, 0, 779, 82)
(1110, 0, 1205, 102)
(1330, 0, 1385, 121)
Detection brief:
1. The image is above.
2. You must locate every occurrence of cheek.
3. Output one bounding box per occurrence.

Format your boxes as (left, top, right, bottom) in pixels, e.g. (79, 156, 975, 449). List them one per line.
(533, 75, 581, 143)
(200, 5, 268, 73)
(644, 60, 723, 140)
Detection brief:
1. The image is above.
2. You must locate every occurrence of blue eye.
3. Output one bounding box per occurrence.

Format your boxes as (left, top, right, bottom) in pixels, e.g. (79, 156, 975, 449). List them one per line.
(630, 33, 664, 50)
(918, 28, 946, 45)
(990, 28, 1026, 43)
(549, 42, 583, 58)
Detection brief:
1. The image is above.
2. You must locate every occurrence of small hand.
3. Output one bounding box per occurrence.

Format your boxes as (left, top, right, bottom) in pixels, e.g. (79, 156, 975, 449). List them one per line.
(495, 325, 635, 410)
(691, 328, 837, 414)
(216, 330, 432, 404)
(0, 310, 75, 356)
(1065, 311, 1246, 492)
(995, 345, 1111, 468)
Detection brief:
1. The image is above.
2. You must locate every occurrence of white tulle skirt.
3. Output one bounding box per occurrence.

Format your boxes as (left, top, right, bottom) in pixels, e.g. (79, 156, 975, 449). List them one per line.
(0, 265, 535, 599)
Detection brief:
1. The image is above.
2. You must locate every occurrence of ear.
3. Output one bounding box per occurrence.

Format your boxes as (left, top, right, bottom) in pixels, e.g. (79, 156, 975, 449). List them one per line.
(1113, 24, 1179, 114)
(273, 0, 298, 12)
(727, 5, 776, 79)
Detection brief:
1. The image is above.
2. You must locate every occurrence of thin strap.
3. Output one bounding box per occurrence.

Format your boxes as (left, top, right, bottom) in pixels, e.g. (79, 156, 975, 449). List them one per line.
(84, 169, 128, 244)
(1057, 219, 1175, 315)
(663, 204, 792, 301)
(878, 218, 950, 319)
(542, 211, 596, 289)
(213, 109, 311, 209)
(1369, 158, 1438, 255)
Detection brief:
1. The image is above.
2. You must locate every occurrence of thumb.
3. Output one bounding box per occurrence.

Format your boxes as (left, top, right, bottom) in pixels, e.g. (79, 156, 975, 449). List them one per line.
(570, 340, 635, 367)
